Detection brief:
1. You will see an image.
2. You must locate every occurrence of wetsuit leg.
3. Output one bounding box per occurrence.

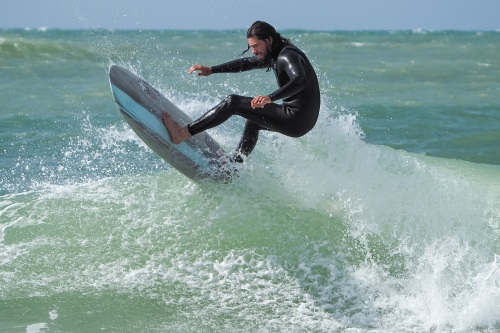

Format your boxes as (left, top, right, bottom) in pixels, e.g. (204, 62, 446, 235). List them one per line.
(188, 94, 293, 137)
(187, 95, 238, 136)
(232, 120, 264, 162)
(187, 94, 303, 161)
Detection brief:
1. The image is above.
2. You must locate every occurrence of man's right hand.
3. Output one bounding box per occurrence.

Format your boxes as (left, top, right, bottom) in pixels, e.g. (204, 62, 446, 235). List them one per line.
(188, 65, 212, 76)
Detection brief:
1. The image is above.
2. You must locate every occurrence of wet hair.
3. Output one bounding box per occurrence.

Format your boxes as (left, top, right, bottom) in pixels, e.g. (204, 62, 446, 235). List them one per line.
(242, 21, 293, 60)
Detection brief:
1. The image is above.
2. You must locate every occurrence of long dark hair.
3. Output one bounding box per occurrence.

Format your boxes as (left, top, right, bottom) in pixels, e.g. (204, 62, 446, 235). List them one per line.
(242, 21, 293, 59)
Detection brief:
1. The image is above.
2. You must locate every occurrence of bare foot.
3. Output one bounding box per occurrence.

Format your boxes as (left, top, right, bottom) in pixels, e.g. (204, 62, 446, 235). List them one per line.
(162, 112, 191, 144)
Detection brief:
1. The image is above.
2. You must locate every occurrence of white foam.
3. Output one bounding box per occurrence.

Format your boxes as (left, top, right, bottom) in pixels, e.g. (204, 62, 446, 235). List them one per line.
(49, 310, 58, 320)
(251, 104, 500, 331)
(25, 323, 47, 333)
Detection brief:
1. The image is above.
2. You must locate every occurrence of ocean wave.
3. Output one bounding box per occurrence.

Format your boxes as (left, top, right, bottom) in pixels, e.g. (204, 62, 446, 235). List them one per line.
(1, 29, 499, 332)
(1, 105, 499, 331)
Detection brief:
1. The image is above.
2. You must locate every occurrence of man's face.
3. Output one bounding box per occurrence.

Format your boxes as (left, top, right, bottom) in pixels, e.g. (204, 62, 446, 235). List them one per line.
(248, 36, 272, 61)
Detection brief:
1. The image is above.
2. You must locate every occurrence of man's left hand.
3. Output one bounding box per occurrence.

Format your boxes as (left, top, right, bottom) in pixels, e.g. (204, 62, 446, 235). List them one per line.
(251, 95, 271, 109)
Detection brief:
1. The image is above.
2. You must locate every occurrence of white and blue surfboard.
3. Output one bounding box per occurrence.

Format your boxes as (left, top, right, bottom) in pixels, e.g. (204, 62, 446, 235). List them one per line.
(109, 65, 229, 182)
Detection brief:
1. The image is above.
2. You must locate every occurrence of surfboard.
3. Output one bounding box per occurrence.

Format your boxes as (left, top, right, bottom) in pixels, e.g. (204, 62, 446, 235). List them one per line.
(109, 65, 230, 182)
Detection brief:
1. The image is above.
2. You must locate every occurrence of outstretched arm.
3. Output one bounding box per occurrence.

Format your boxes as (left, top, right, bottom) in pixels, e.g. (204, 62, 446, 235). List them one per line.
(210, 57, 263, 74)
(188, 65, 213, 76)
(188, 57, 260, 76)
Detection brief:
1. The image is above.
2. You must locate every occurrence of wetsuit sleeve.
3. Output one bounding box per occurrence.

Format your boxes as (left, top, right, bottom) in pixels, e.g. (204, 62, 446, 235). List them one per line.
(268, 50, 307, 102)
(211, 57, 263, 73)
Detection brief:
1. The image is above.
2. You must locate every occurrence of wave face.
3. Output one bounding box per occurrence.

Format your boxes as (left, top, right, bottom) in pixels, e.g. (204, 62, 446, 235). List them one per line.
(1, 29, 499, 332)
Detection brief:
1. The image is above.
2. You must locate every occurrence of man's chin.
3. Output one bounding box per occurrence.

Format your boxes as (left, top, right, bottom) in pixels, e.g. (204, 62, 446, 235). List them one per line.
(260, 54, 272, 65)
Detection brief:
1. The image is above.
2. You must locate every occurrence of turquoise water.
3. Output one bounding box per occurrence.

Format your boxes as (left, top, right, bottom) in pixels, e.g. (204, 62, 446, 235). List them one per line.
(1, 29, 499, 332)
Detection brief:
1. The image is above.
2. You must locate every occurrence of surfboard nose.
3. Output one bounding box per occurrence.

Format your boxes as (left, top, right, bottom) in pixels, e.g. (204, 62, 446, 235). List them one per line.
(109, 64, 123, 79)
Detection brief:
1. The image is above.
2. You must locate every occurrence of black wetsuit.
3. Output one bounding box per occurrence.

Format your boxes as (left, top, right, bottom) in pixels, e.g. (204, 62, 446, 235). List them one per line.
(187, 44, 320, 162)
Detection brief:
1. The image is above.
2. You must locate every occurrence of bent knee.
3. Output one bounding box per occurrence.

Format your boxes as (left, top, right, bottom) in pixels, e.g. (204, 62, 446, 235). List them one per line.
(223, 94, 242, 107)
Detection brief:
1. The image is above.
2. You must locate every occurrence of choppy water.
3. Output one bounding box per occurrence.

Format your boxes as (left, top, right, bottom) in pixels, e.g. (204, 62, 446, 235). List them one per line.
(1, 29, 499, 332)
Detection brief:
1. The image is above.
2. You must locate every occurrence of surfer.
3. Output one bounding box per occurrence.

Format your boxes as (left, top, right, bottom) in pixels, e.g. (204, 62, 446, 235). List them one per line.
(163, 21, 320, 162)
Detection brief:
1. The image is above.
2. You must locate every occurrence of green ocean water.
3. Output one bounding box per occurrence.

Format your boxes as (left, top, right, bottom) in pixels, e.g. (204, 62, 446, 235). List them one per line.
(1, 29, 499, 332)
